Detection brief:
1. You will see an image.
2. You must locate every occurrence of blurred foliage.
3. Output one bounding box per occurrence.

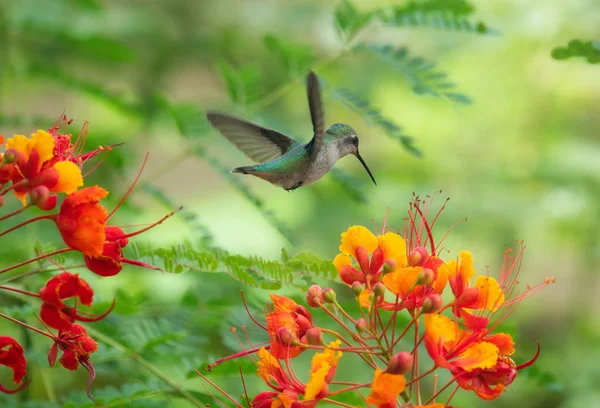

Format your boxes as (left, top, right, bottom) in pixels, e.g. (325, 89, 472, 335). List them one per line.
(0, 0, 599, 407)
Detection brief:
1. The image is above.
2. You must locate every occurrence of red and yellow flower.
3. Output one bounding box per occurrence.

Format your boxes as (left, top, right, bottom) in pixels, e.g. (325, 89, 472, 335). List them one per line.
(0, 337, 27, 394)
(424, 313, 538, 400)
(367, 369, 406, 408)
(266, 294, 314, 359)
(252, 340, 341, 407)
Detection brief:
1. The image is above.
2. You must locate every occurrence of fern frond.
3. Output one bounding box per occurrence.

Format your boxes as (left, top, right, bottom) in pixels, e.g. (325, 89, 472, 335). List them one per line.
(358, 44, 472, 104)
(215, 61, 263, 106)
(552, 39, 600, 64)
(334, 0, 374, 42)
(377, 0, 496, 35)
(332, 88, 421, 157)
(264, 35, 316, 77)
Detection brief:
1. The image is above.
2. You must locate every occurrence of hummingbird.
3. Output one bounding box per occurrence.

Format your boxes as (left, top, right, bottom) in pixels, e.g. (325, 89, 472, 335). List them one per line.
(206, 71, 377, 191)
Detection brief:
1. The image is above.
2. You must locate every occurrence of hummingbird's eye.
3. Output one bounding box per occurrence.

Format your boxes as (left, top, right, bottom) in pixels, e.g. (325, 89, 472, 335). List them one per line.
(352, 136, 359, 145)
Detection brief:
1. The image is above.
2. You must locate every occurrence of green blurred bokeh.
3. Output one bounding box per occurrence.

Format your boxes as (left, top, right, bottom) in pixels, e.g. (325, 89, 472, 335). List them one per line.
(0, 0, 599, 407)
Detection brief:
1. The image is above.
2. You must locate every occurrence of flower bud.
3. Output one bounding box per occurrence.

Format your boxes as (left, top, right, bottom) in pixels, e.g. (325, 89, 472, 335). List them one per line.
(416, 268, 434, 286)
(355, 318, 368, 333)
(385, 351, 414, 375)
(373, 282, 386, 297)
(409, 246, 429, 266)
(30, 185, 50, 207)
(306, 328, 323, 346)
(276, 327, 297, 346)
(351, 281, 363, 296)
(306, 285, 324, 308)
(382, 259, 396, 274)
(3, 148, 20, 164)
(422, 294, 443, 314)
(323, 288, 336, 303)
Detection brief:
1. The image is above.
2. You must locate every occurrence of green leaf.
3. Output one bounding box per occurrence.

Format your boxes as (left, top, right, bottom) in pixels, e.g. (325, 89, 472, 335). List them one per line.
(263, 34, 316, 77)
(377, 0, 497, 35)
(329, 167, 368, 204)
(334, 0, 374, 42)
(358, 43, 472, 104)
(551, 39, 600, 64)
(215, 61, 262, 106)
(332, 88, 422, 157)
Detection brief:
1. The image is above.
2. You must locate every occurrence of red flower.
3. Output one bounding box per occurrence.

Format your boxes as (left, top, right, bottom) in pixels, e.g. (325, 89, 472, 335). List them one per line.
(49, 324, 98, 400)
(39, 272, 113, 330)
(266, 295, 314, 359)
(84, 226, 160, 277)
(0, 336, 27, 394)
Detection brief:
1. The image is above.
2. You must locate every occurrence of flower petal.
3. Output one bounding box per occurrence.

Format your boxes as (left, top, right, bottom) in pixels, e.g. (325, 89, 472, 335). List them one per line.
(339, 226, 377, 256)
(382, 266, 423, 297)
(454, 341, 499, 372)
(51, 161, 83, 194)
(366, 369, 406, 406)
(377, 232, 407, 268)
(486, 333, 515, 355)
(472, 276, 504, 311)
(29, 130, 55, 164)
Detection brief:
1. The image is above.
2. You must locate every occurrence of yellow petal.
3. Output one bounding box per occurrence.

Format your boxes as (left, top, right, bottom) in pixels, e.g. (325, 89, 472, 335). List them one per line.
(431, 257, 448, 294)
(257, 348, 281, 383)
(473, 276, 504, 311)
(377, 232, 407, 268)
(424, 314, 461, 349)
(333, 253, 352, 272)
(6, 135, 30, 157)
(382, 266, 423, 296)
(455, 341, 499, 372)
(366, 369, 406, 406)
(13, 190, 28, 207)
(305, 340, 341, 400)
(339, 226, 377, 255)
(358, 289, 371, 309)
(458, 251, 476, 281)
(29, 130, 55, 164)
(51, 161, 83, 194)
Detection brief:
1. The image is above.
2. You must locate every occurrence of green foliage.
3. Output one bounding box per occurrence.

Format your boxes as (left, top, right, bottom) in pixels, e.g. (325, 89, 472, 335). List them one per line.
(129, 241, 337, 291)
(216, 61, 263, 106)
(264, 34, 316, 77)
(358, 43, 472, 104)
(332, 88, 421, 157)
(377, 0, 495, 34)
(329, 168, 368, 204)
(333, 0, 374, 43)
(552, 39, 600, 64)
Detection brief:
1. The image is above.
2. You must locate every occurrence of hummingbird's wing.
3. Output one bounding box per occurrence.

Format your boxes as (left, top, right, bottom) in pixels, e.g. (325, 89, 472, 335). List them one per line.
(206, 112, 301, 163)
(306, 71, 325, 162)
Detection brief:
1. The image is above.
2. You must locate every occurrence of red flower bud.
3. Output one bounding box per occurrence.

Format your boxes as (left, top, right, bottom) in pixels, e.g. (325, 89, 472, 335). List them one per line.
(306, 328, 323, 346)
(409, 246, 429, 266)
(382, 259, 396, 274)
(386, 351, 414, 375)
(355, 318, 368, 333)
(417, 268, 434, 285)
(276, 327, 297, 346)
(29, 185, 49, 206)
(3, 148, 24, 166)
(306, 285, 324, 308)
(422, 294, 443, 314)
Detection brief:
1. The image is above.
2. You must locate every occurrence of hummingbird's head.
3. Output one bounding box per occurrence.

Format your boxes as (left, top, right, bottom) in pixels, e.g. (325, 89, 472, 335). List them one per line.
(325, 123, 377, 186)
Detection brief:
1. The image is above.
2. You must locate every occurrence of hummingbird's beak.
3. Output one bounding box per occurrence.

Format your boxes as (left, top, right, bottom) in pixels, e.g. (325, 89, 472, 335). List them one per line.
(355, 150, 377, 186)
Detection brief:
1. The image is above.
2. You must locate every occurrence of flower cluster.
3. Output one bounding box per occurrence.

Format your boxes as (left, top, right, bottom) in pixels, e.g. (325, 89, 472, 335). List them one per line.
(0, 116, 174, 398)
(201, 196, 554, 407)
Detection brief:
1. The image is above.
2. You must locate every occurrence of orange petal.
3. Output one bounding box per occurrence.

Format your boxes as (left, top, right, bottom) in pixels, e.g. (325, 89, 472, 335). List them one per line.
(472, 276, 504, 311)
(424, 314, 462, 349)
(377, 232, 407, 268)
(382, 266, 423, 297)
(269, 294, 298, 312)
(485, 333, 515, 355)
(366, 369, 406, 406)
(415, 405, 445, 408)
(51, 161, 83, 194)
(257, 348, 282, 384)
(339, 226, 377, 256)
(454, 341, 499, 372)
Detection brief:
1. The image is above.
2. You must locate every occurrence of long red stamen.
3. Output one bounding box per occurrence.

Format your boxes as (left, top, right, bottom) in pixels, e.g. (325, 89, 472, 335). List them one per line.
(118, 207, 182, 240)
(516, 340, 541, 370)
(207, 345, 269, 371)
(0, 206, 29, 222)
(0, 285, 40, 297)
(0, 214, 56, 239)
(241, 291, 267, 331)
(74, 299, 116, 322)
(0, 247, 72, 275)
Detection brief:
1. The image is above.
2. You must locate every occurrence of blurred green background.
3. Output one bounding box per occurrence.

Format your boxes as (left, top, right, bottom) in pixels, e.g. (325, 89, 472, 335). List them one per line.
(0, 0, 599, 407)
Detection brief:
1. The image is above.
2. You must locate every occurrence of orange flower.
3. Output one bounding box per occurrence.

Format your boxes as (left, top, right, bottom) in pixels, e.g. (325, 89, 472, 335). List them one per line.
(424, 314, 538, 400)
(0, 337, 27, 394)
(55, 186, 108, 256)
(266, 294, 314, 359)
(367, 369, 406, 408)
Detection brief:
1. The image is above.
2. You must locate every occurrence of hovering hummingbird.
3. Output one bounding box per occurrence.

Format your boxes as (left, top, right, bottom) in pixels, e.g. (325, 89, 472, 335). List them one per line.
(206, 71, 377, 191)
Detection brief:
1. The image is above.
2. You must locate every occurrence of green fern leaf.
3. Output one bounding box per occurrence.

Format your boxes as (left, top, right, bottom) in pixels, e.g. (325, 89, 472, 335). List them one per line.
(358, 44, 472, 104)
(332, 88, 421, 157)
(264, 34, 316, 77)
(334, 0, 374, 42)
(377, 0, 496, 35)
(215, 61, 262, 106)
(552, 39, 600, 64)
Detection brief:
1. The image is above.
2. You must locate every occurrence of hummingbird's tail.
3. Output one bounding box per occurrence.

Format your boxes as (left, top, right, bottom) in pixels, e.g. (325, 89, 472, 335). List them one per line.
(231, 165, 256, 175)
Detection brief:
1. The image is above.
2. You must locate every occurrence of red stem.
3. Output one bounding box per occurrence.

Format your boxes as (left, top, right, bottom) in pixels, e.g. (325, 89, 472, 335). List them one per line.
(0, 247, 72, 275)
(0, 214, 56, 238)
(0, 205, 29, 222)
(0, 285, 40, 297)
(0, 312, 56, 340)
